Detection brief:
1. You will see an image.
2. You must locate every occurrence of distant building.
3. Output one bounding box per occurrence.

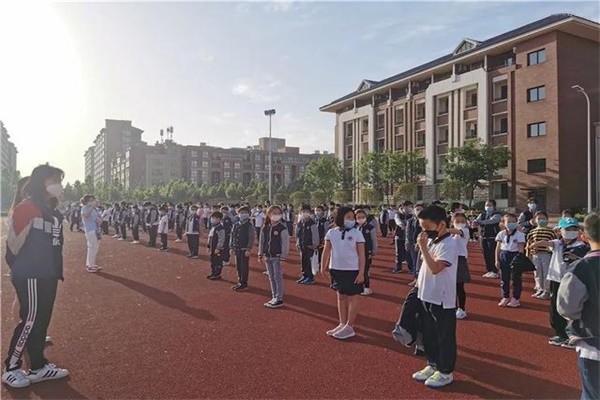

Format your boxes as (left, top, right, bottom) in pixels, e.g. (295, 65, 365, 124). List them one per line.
(90, 119, 143, 187)
(84, 146, 95, 183)
(1, 121, 18, 175)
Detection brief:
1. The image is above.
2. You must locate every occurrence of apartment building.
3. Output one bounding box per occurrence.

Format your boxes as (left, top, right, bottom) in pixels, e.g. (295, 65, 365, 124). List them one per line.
(84, 146, 95, 183)
(320, 14, 599, 213)
(0, 121, 18, 175)
(90, 119, 143, 187)
(183, 138, 321, 186)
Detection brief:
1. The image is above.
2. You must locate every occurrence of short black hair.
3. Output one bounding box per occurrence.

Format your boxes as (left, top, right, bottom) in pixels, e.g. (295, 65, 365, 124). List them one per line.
(487, 199, 497, 207)
(583, 212, 599, 243)
(354, 208, 366, 217)
(503, 213, 518, 220)
(527, 197, 538, 204)
(211, 211, 223, 219)
(316, 205, 324, 211)
(534, 211, 548, 219)
(417, 205, 447, 224)
(334, 206, 355, 228)
(301, 204, 311, 212)
(402, 200, 414, 207)
(238, 206, 250, 213)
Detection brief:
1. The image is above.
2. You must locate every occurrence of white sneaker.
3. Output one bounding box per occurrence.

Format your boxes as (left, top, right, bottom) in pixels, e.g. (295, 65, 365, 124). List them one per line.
(332, 324, 356, 340)
(27, 363, 69, 383)
(424, 371, 454, 388)
(482, 272, 491, 278)
(456, 308, 467, 319)
(2, 369, 30, 388)
(361, 287, 373, 296)
(117, 238, 124, 241)
(131, 240, 140, 244)
(531, 289, 543, 298)
(326, 324, 345, 336)
(412, 365, 437, 381)
(86, 266, 99, 273)
(112, 234, 119, 238)
(45, 336, 52, 343)
(174, 239, 182, 243)
(488, 272, 499, 278)
(223, 262, 230, 266)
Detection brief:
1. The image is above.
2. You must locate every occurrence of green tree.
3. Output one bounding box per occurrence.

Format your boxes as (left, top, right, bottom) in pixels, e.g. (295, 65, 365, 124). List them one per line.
(444, 140, 511, 207)
(394, 182, 417, 203)
(356, 152, 388, 196)
(439, 179, 464, 202)
(1, 168, 21, 210)
(361, 188, 382, 205)
(289, 190, 311, 207)
(302, 155, 341, 194)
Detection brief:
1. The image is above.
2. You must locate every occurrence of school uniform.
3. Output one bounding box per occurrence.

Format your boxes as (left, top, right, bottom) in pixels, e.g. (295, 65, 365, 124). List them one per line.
(222, 215, 233, 263)
(70, 207, 80, 231)
(131, 211, 141, 242)
(252, 210, 265, 243)
(174, 209, 185, 241)
(158, 214, 169, 250)
(101, 209, 110, 235)
(358, 223, 378, 289)
(145, 207, 159, 247)
(405, 214, 421, 274)
(495, 229, 526, 300)
(417, 233, 458, 375)
(230, 219, 255, 287)
(316, 216, 328, 264)
(379, 209, 389, 238)
(167, 208, 175, 230)
(526, 227, 556, 294)
(387, 208, 397, 232)
(393, 213, 409, 271)
(296, 218, 320, 280)
(208, 223, 226, 277)
(258, 222, 290, 302)
(202, 206, 211, 230)
(476, 211, 502, 273)
(186, 213, 200, 256)
(325, 227, 365, 296)
(119, 208, 129, 240)
(453, 226, 471, 310)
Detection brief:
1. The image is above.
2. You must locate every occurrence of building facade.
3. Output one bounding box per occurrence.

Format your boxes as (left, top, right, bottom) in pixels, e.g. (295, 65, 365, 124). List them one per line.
(320, 14, 599, 213)
(0, 121, 17, 176)
(90, 119, 143, 187)
(84, 146, 95, 183)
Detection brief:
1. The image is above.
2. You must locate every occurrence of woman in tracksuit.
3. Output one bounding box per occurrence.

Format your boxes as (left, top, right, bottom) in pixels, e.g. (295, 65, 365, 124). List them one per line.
(258, 205, 290, 308)
(356, 209, 377, 296)
(3, 164, 69, 388)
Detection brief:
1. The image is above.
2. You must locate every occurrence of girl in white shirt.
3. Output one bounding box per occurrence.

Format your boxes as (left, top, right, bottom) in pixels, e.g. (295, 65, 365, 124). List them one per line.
(495, 213, 526, 308)
(448, 213, 471, 319)
(320, 207, 366, 340)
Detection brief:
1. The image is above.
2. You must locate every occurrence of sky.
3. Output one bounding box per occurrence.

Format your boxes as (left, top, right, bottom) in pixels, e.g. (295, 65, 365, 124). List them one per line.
(0, 1, 598, 183)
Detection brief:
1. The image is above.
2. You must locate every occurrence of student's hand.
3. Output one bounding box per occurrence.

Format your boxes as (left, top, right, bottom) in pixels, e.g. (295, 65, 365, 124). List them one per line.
(495, 260, 500, 270)
(417, 232, 428, 249)
(320, 268, 329, 279)
(355, 273, 365, 284)
(244, 250, 251, 257)
(258, 255, 263, 262)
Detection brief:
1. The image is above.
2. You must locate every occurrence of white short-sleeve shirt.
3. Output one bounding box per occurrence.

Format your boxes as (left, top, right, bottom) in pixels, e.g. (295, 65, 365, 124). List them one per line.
(452, 226, 470, 258)
(495, 230, 526, 252)
(417, 235, 458, 309)
(325, 227, 365, 271)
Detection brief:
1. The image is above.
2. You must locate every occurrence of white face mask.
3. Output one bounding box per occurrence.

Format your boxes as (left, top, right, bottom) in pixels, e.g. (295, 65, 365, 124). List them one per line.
(455, 223, 467, 229)
(562, 231, 579, 240)
(270, 214, 282, 222)
(46, 183, 63, 198)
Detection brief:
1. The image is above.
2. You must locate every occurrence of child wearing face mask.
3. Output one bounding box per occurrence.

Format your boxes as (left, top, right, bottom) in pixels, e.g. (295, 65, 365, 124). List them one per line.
(295, 205, 320, 285)
(448, 213, 471, 319)
(356, 209, 377, 296)
(158, 205, 169, 252)
(185, 205, 200, 258)
(495, 214, 526, 308)
(526, 211, 556, 300)
(230, 206, 254, 291)
(207, 211, 226, 280)
(518, 197, 539, 235)
(530, 217, 589, 347)
(258, 206, 290, 308)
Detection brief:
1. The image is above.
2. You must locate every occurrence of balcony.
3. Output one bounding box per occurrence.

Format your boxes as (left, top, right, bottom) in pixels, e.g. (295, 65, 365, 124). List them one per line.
(465, 129, 478, 140)
(488, 52, 516, 71)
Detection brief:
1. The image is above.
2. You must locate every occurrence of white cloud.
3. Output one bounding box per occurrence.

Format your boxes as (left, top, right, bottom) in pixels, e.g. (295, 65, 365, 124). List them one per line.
(263, 1, 295, 13)
(231, 78, 282, 103)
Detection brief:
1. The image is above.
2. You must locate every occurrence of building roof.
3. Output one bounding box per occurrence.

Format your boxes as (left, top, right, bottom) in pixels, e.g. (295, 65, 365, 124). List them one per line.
(320, 13, 597, 112)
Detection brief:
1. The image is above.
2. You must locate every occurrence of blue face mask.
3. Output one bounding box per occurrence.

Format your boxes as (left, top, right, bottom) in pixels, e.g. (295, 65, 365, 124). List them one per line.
(239, 213, 250, 221)
(344, 220, 356, 229)
(537, 219, 548, 227)
(485, 206, 494, 213)
(507, 222, 518, 231)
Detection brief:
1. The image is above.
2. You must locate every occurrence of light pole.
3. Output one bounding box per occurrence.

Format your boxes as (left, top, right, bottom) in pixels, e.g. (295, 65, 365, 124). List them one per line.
(572, 85, 592, 213)
(264, 109, 276, 203)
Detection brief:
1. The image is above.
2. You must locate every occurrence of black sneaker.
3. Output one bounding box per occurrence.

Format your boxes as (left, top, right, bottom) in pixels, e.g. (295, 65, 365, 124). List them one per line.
(414, 346, 425, 357)
(548, 336, 568, 346)
(208, 275, 222, 281)
(296, 277, 307, 283)
(232, 284, 242, 290)
(233, 285, 249, 292)
(392, 268, 403, 274)
(159, 248, 169, 252)
(265, 300, 284, 308)
(187, 254, 193, 258)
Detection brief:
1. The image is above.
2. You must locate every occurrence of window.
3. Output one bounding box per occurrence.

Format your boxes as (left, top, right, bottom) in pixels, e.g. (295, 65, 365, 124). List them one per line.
(234, 171, 241, 179)
(345, 145, 353, 159)
(254, 154, 262, 161)
(224, 162, 231, 169)
(360, 118, 368, 133)
(394, 135, 404, 151)
(416, 130, 426, 148)
(254, 163, 262, 170)
(528, 49, 546, 66)
(527, 86, 546, 102)
(224, 171, 231, 179)
(344, 122, 353, 138)
(527, 158, 546, 173)
(437, 155, 447, 174)
(465, 89, 477, 108)
(493, 81, 508, 101)
(191, 160, 198, 168)
(376, 114, 385, 131)
(191, 150, 197, 158)
(416, 185, 424, 201)
(465, 121, 477, 139)
(234, 162, 240, 169)
(492, 182, 508, 199)
(416, 103, 425, 120)
(437, 126, 449, 144)
(527, 122, 547, 138)
(394, 107, 404, 125)
(376, 138, 385, 152)
(437, 97, 449, 115)
(202, 151, 209, 157)
(493, 116, 508, 135)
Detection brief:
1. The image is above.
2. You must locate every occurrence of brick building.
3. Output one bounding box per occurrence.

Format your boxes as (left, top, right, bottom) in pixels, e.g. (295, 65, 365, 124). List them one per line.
(320, 14, 599, 213)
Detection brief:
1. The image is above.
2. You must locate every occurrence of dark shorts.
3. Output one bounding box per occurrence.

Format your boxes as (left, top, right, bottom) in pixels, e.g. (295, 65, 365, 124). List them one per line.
(330, 269, 363, 296)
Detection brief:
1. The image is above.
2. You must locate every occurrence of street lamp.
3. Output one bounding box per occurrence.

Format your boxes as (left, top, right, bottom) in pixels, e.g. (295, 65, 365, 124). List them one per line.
(572, 85, 592, 213)
(264, 109, 276, 203)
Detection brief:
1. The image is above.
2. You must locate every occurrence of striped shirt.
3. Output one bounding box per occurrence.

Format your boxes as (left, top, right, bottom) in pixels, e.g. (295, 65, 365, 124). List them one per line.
(527, 227, 556, 254)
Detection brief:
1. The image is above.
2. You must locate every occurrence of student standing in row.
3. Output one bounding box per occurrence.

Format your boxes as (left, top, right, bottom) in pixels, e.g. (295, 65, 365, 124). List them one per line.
(207, 211, 225, 280)
(130, 205, 141, 245)
(158, 206, 169, 252)
(392, 203, 409, 273)
(557, 213, 599, 400)
(495, 213, 526, 308)
(412, 205, 458, 388)
(81, 195, 102, 273)
(252, 205, 265, 244)
(174, 205, 185, 243)
(221, 206, 233, 266)
(101, 206, 111, 235)
(315, 205, 328, 265)
(379, 205, 389, 238)
(356, 209, 377, 296)
(185, 204, 201, 259)
(321, 207, 365, 340)
(258, 206, 289, 308)
(449, 213, 471, 319)
(526, 211, 556, 299)
(145, 202, 159, 248)
(230, 206, 254, 291)
(296, 205, 319, 285)
(118, 201, 129, 241)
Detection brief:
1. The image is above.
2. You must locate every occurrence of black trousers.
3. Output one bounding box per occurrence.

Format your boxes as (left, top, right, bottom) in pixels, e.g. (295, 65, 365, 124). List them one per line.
(148, 225, 158, 247)
(550, 280, 568, 338)
(421, 301, 457, 374)
(364, 257, 372, 288)
(160, 233, 168, 250)
(120, 224, 127, 240)
(395, 237, 406, 268)
(176, 226, 183, 240)
(101, 221, 109, 235)
(457, 283, 466, 310)
(5, 277, 58, 371)
(210, 253, 223, 276)
(300, 248, 314, 279)
(481, 238, 498, 273)
(132, 226, 140, 241)
(223, 237, 231, 263)
(380, 223, 388, 237)
(187, 234, 199, 256)
(70, 219, 79, 231)
(235, 250, 250, 285)
(255, 227, 261, 245)
(113, 222, 120, 236)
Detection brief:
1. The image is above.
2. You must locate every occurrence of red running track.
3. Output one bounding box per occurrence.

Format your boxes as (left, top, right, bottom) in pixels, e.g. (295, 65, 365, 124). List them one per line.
(1, 227, 580, 399)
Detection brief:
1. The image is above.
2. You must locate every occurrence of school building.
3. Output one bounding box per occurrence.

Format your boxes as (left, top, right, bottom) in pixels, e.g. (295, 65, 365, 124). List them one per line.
(320, 13, 600, 213)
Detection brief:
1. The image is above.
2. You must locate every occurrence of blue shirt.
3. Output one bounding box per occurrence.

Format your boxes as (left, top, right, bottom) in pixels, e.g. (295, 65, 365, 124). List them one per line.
(81, 204, 99, 233)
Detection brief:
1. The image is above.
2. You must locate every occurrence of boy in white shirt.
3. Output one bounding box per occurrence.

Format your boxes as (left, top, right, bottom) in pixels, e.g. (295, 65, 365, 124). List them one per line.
(158, 205, 169, 252)
(412, 205, 458, 389)
(495, 213, 526, 308)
